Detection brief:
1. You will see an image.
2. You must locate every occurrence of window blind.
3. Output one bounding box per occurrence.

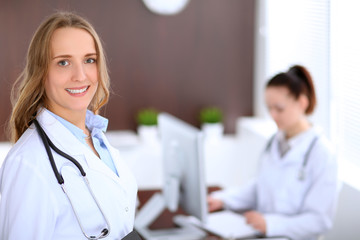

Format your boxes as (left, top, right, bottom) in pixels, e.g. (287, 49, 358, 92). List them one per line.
(331, 0, 360, 168)
(264, 0, 330, 135)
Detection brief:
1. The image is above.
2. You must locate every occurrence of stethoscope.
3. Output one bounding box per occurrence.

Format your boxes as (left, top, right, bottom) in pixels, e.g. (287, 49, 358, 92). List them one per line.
(33, 119, 111, 239)
(264, 133, 319, 181)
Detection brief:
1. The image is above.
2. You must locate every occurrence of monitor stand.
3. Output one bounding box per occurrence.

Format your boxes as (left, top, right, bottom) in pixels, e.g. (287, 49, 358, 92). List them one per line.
(135, 193, 207, 240)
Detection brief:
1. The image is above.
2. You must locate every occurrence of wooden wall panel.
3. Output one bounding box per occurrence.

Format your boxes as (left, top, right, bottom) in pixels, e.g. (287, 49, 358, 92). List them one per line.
(0, 0, 255, 141)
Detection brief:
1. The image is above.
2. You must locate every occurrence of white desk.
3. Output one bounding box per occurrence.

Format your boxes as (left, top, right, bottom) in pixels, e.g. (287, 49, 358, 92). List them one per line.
(104, 118, 274, 190)
(0, 117, 275, 190)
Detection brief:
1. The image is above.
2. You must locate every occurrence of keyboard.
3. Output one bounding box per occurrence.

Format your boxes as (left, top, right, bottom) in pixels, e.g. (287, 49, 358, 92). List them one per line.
(188, 210, 259, 239)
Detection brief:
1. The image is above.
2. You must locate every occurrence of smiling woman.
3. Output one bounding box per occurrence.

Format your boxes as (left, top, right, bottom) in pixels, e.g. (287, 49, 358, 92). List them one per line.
(0, 12, 139, 240)
(9, 12, 110, 143)
(45, 27, 99, 129)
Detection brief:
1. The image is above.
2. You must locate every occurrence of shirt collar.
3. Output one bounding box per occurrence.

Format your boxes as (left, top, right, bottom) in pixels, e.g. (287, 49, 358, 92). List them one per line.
(45, 109, 109, 142)
(85, 110, 108, 132)
(85, 110, 108, 138)
(278, 126, 315, 150)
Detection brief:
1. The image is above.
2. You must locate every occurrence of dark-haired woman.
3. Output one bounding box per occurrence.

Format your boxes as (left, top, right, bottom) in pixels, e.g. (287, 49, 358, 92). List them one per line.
(208, 65, 339, 240)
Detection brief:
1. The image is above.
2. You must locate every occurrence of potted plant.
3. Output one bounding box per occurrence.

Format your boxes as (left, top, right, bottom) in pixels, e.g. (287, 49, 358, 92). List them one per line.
(199, 106, 224, 140)
(136, 108, 159, 144)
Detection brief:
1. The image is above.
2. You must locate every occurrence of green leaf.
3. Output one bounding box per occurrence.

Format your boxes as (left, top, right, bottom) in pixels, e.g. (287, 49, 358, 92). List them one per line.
(199, 107, 223, 124)
(136, 108, 158, 126)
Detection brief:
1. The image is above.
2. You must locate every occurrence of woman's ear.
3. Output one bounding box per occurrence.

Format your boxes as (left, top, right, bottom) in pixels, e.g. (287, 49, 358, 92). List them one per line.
(298, 94, 309, 113)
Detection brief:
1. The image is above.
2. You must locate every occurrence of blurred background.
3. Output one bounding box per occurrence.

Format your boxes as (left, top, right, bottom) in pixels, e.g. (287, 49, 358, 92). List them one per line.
(1, 1, 360, 238)
(0, 0, 255, 140)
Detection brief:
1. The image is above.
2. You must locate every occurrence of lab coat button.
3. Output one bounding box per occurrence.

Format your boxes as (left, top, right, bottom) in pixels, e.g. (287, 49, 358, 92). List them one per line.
(125, 207, 129, 212)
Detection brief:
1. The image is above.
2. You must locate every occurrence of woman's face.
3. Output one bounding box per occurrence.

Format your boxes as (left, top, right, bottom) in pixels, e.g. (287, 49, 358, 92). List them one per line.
(45, 27, 98, 117)
(265, 86, 307, 131)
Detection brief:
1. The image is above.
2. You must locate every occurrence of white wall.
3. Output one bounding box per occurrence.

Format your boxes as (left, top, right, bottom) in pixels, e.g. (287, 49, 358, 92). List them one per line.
(254, 0, 331, 137)
(253, 1, 359, 239)
(324, 183, 360, 240)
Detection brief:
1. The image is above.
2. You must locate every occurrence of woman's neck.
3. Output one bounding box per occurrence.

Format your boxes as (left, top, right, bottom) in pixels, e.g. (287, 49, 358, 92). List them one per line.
(285, 118, 311, 139)
(49, 108, 88, 133)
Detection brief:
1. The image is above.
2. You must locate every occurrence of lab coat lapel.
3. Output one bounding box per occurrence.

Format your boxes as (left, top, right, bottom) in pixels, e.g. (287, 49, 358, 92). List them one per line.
(281, 144, 306, 165)
(267, 133, 304, 166)
(100, 133, 136, 191)
(37, 110, 122, 186)
(84, 134, 133, 201)
(268, 136, 282, 164)
(37, 109, 87, 157)
(105, 141, 137, 202)
(275, 129, 317, 165)
(101, 134, 126, 180)
(84, 149, 123, 185)
(82, 132, 127, 187)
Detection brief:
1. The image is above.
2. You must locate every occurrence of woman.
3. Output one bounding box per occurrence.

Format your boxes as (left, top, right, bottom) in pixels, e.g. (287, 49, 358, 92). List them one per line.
(0, 12, 138, 239)
(208, 65, 339, 240)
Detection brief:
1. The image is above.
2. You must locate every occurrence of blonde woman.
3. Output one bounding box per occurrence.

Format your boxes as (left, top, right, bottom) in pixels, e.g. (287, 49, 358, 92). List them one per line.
(0, 12, 138, 240)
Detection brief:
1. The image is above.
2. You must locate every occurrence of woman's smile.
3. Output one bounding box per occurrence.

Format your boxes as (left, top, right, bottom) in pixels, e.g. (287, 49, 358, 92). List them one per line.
(65, 86, 90, 95)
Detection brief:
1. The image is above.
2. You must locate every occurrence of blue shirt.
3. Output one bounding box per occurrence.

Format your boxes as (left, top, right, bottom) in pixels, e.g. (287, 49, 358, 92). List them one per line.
(46, 109, 119, 176)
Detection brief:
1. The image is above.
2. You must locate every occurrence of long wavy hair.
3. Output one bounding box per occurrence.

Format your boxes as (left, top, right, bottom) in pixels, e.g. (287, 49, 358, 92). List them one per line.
(9, 12, 110, 143)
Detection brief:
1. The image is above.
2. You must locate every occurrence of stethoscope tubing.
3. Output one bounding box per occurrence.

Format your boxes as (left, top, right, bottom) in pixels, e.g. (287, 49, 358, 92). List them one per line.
(33, 118, 110, 239)
(33, 119, 86, 183)
(264, 133, 319, 181)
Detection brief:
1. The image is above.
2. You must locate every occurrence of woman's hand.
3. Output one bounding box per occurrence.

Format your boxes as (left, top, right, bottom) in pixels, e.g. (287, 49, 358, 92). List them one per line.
(207, 196, 224, 212)
(244, 210, 266, 234)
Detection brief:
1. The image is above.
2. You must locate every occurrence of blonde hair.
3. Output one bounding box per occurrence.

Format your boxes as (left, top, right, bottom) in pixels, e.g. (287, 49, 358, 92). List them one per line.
(9, 12, 110, 143)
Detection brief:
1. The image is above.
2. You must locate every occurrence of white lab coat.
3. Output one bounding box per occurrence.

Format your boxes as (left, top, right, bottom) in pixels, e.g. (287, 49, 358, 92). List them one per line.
(0, 109, 138, 240)
(212, 127, 339, 240)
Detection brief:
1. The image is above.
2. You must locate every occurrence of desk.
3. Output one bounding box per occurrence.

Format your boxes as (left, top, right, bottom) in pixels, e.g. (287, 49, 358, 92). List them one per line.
(106, 130, 267, 190)
(137, 187, 222, 240)
(136, 188, 286, 240)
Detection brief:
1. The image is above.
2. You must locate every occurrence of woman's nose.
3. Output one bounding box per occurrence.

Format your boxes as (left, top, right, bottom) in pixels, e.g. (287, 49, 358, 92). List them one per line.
(269, 109, 276, 119)
(72, 62, 86, 81)
(269, 111, 280, 123)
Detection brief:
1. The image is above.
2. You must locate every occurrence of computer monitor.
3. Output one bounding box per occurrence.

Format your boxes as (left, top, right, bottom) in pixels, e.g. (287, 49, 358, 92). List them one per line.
(160, 113, 207, 221)
(135, 113, 207, 240)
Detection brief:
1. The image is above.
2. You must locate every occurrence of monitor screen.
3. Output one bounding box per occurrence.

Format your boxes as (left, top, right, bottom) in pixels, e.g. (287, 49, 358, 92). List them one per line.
(159, 113, 208, 222)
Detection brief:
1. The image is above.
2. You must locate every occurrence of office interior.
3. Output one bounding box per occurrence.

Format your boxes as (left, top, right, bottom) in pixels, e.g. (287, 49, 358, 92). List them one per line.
(0, 0, 359, 239)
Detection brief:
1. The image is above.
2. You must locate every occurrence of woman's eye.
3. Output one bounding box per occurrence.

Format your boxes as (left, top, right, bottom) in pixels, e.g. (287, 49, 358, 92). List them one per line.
(58, 60, 69, 66)
(85, 58, 96, 64)
(276, 107, 284, 113)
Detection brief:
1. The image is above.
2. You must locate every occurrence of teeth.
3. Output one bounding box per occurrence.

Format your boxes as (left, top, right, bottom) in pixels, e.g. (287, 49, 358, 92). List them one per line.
(66, 86, 88, 94)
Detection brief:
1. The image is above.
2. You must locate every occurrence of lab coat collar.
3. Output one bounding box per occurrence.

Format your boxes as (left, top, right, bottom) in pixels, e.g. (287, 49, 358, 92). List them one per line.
(35, 109, 125, 188)
(270, 126, 321, 165)
(36, 109, 85, 156)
